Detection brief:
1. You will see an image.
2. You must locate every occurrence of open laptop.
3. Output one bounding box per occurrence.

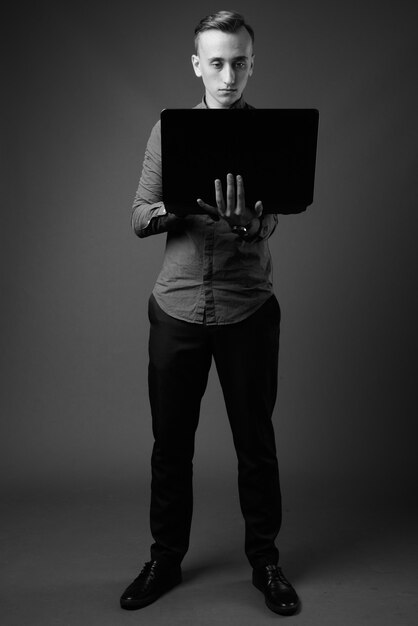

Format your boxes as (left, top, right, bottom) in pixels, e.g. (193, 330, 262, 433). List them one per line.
(161, 108, 319, 215)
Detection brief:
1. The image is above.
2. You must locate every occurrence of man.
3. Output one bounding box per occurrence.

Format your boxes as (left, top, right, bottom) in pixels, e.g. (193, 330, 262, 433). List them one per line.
(120, 10, 301, 616)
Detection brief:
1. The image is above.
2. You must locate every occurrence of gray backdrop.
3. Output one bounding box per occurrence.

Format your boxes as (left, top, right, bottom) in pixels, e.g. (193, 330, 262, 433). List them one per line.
(3, 0, 417, 504)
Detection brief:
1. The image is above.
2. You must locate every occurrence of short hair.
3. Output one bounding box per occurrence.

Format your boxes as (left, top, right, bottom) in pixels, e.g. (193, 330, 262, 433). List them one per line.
(194, 10, 255, 53)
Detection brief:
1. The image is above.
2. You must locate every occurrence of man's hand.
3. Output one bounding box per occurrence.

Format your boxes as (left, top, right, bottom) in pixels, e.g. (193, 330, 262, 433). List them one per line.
(197, 173, 263, 228)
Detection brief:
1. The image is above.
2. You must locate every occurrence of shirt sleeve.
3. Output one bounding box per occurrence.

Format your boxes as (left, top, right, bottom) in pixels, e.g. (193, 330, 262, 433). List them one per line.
(258, 213, 278, 240)
(131, 117, 279, 240)
(131, 120, 169, 236)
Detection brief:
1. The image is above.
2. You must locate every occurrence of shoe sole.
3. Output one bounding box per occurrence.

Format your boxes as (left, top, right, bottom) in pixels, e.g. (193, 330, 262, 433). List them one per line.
(252, 578, 300, 616)
(120, 574, 182, 610)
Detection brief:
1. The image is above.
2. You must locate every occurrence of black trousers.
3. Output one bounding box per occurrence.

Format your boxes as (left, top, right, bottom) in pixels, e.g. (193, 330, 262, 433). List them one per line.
(147, 293, 282, 569)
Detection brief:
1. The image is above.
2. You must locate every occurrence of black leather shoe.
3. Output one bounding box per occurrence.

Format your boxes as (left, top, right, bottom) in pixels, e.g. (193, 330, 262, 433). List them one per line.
(120, 559, 182, 610)
(252, 564, 300, 615)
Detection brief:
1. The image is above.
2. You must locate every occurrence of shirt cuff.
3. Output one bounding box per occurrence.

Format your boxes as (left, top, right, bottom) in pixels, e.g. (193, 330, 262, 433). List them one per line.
(132, 202, 167, 234)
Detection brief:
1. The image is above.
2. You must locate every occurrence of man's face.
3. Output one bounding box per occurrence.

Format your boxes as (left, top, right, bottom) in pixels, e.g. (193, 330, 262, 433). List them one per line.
(191, 27, 254, 108)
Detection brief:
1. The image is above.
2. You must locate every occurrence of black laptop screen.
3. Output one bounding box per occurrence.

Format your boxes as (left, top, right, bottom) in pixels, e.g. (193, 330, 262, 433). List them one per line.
(161, 108, 319, 215)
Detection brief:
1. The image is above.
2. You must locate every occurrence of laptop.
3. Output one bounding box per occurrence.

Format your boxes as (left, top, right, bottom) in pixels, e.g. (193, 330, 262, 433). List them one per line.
(161, 108, 319, 215)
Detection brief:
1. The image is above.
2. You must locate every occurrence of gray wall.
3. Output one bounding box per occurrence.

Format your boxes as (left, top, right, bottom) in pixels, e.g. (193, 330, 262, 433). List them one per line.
(3, 0, 417, 499)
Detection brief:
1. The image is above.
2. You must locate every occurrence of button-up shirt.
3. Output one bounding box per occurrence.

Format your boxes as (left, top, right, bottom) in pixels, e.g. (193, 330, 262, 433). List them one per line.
(131, 96, 278, 326)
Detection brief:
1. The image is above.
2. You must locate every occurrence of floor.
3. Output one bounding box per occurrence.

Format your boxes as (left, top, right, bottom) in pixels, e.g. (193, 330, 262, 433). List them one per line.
(1, 475, 417, 626)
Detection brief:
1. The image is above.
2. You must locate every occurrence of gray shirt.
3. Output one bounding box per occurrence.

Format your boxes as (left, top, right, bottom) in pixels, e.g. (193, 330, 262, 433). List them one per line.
(131, 96, 278, 326)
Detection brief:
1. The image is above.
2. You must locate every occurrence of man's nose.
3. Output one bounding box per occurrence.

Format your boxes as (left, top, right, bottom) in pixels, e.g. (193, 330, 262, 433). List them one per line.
(222, 65, 235, 85)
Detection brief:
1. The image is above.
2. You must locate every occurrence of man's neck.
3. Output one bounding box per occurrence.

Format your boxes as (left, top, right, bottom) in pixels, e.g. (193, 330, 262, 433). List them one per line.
(203, 94, 244, 109)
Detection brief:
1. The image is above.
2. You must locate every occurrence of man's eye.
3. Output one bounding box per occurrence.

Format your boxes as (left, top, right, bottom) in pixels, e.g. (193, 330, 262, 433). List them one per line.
(235, 62, 246, 69)
(211, 62, 222, 69)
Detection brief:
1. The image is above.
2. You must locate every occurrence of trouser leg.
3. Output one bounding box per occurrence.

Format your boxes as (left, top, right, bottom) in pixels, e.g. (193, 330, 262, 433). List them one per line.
(212, 295, 282, 569)
(147, 295, 211, 565)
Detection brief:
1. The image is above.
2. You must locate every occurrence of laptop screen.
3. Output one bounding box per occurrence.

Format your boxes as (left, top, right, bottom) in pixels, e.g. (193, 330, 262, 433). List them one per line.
(161, 108, 319, 215)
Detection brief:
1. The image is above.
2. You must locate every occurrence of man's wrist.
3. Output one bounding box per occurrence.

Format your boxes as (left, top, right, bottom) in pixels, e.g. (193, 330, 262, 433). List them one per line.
(231, 216, 263, 241)
(158, 212, 188, 233)
(247, 216, 261, 237)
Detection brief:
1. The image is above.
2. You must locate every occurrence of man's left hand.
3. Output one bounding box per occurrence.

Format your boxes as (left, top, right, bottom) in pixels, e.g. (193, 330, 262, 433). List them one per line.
(197, 173, 263, 228)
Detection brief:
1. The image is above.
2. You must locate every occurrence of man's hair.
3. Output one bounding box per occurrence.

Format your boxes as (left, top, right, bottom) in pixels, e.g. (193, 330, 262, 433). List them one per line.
(194, 10, 255, 53)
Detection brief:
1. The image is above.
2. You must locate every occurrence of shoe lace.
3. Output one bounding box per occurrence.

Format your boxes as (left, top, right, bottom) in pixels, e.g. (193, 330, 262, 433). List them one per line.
(137, 560, 158, 591)
(265, 565, 292, 589)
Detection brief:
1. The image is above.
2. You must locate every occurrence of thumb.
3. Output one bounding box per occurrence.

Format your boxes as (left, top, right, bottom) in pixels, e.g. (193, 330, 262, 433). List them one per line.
(255, 200, 263, 218)
(197, 198, 220, 221)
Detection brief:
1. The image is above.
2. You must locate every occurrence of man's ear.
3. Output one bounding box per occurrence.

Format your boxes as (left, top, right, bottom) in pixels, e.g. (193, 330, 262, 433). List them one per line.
(191, 54, 202, 77)
(249, 54, 255, 77)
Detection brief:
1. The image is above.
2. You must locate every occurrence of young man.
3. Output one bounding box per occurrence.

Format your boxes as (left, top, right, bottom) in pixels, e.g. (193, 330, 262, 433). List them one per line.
(120, 11, 300, 616)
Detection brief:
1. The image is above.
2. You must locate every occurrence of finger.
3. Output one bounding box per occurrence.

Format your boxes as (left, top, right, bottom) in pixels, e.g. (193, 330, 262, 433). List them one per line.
(254, 200, 263, 218)
(236, 175, 245, 215)
(196, 198, 220, 220)
(214, 179, 226, 216)
(226, 173, 235, 217)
